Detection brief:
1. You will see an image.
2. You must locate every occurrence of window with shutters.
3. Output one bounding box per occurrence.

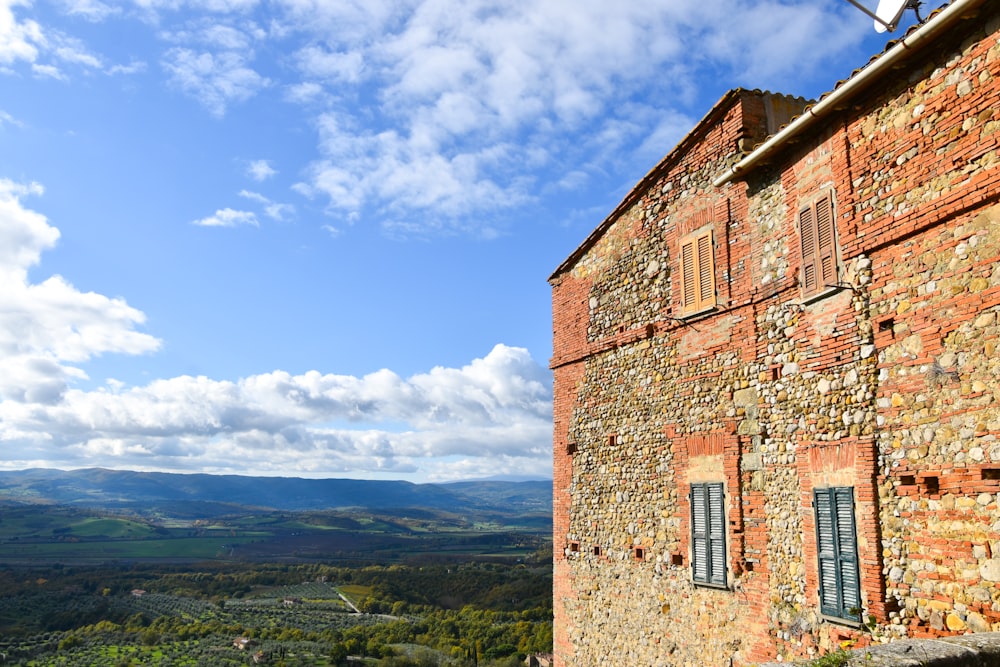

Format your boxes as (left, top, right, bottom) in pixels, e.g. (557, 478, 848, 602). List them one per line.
(691, 482, 727, 587)
(798, 194, 838, 297)
(679, 228, 716, 316)
(814, 487, 861, 621)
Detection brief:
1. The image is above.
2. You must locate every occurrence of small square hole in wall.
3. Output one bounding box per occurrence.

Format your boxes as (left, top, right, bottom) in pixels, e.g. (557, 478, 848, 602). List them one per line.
(568, 541, 580, 553)
(566, 442, 577, 455)
(633, 547, 645, 562)
(899, 475, 916, 486)
(607, 434, 617, 447)
(983, 468, 1000, 481)
(879, 317, 895, 333)
(671, 553, 684, 566)
(922, 476, 939, 494)
(592, 545, 602, 557)
(770, 366, 780, 381)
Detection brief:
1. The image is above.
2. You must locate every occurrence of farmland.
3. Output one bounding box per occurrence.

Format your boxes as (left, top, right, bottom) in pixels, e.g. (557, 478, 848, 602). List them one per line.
(0, 494, 551, 665)
(0, 502, 547, 566)
(0, 549, 552, 666)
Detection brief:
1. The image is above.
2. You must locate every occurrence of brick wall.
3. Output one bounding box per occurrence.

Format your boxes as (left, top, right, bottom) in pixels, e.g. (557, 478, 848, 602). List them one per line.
(549, 2, 1000, 664)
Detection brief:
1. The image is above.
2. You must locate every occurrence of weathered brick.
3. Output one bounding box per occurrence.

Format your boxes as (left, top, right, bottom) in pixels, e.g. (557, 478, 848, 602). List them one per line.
(550, 3, 1000, 665)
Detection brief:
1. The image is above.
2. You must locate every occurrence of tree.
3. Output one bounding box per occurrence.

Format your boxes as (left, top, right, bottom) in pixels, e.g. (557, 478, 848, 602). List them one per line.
(328, 643, 349, 666)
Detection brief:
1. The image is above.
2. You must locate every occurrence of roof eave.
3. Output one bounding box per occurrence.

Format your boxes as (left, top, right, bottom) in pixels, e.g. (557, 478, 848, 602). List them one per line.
(713, 0, 989, 187)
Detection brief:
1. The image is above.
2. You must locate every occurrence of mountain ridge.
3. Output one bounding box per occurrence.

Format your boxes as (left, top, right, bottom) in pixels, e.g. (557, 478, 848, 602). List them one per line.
(0, 467, 552, 516)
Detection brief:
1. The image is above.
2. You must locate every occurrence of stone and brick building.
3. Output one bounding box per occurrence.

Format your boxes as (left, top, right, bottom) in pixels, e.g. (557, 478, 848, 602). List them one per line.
(549, 0, 1000, 664)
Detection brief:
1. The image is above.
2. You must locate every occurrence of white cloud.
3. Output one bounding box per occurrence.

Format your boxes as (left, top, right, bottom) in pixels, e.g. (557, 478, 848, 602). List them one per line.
(163, 47, 268, 116)
(246, 159, 276, 181)
(284, 80, 323, 103)
(0, 344, 553, 479)
(31, 62, 64, 79)
(0, 108, 23, 127)
(0, 0, 43, 66)
(239, 189, 268, 203)
(1, 3, 106, 77)
(7, 0, 886, 237)
(238, 189, 294, 221)
(58, 0, 120, 22)
(295, 44, 364, 83)
(0, 180, 161, 404)
(53, 39, 102, 68)
(192, 207, 259, 227)
(107, 59, 146, 75)
(274, 0, 884, 238)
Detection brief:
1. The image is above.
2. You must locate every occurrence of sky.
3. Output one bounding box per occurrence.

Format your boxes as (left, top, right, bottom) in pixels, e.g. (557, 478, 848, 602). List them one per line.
(0, 0, 941, 483)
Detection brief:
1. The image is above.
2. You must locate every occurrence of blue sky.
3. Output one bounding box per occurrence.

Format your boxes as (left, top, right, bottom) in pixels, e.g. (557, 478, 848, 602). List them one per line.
(0, 0, 938, 482)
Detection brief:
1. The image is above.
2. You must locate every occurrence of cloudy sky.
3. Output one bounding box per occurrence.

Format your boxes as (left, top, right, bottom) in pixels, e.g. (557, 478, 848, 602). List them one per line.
(0, 0, 936, 482)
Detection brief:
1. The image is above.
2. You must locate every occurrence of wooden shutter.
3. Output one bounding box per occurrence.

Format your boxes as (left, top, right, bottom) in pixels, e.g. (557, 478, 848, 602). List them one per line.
(799, 205, 818, 294)
(680, 230, 716, 315)
(815, 487, 860, 619)
(697, 233, 715, 308)
(691, 482, 726, 586)
(692, 484, 708, 582)
(708, 482, 726, 585)
(799, 194, 838, 297)
(834, 487, 860, 616)
(681, 240, 696, 313)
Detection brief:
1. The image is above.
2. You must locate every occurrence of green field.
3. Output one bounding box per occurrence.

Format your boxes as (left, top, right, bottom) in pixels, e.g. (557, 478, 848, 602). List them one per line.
(0, 501, 550, 566)
(0, 536, 257, 562)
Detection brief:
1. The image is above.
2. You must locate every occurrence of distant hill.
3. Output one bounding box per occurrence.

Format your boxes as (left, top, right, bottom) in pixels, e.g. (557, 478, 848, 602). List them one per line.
(0, 468, 552, 517)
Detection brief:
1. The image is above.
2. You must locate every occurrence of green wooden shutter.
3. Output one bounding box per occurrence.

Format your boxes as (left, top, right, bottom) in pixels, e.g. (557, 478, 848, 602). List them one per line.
(708, 482, 726, 585)
(815, 487, 860, 619)
(834, 487, 860, 617)
(692, 482, 726, 586)
(691, 484, 708, 582)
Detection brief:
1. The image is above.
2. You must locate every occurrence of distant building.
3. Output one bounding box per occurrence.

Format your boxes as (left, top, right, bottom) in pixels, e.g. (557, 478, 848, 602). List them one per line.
(525, 653, 553, 667)
(233, 637, 254, 650)
(550, 0, 1000, 664)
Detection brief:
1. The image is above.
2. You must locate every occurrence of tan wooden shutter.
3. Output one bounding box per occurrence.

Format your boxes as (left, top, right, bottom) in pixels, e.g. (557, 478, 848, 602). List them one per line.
(680, 229, 716, 315)
(681, 240, 696, 312)
(815, 195, 837, 288)
(697, 233, 715, 308)
(799, 204, 818, 294)
(800, 194, 837, 296)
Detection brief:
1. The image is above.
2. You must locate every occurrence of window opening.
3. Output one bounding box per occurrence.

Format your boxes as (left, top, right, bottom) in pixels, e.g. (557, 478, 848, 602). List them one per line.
(691, 482, 727, 586)
(799, 194, 838, 297)
(679, 229, 717, 315)
(814, 487, 861, 620)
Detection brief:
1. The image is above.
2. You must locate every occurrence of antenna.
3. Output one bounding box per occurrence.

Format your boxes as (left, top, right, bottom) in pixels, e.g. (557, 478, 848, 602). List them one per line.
(844, 0, 923, 32)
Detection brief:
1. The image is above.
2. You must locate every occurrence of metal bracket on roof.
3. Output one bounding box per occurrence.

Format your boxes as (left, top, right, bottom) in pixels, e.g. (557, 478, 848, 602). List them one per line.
(844, 0, 923, 32)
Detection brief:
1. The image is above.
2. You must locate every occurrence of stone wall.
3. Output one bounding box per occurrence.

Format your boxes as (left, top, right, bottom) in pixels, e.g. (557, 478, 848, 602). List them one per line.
(550, 2, 1000, 665)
